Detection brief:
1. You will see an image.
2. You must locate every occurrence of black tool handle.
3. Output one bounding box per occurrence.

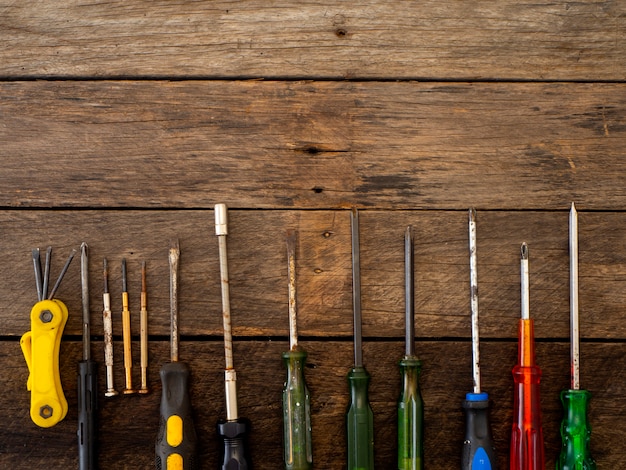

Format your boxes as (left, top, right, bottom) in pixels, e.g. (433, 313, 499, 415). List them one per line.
(78, 360, 98, 470)
(156, 361, 198, 470)
(462, 393, 497, 470)
(218, 418, 250, 470)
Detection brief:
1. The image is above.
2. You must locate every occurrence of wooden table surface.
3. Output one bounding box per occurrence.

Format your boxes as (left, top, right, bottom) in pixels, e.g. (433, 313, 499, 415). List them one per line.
(1, 2, 625, 469)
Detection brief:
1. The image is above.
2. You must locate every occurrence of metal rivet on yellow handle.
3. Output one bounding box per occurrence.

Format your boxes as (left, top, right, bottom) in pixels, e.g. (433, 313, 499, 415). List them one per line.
(167, 415, 183, 447)
(166, 453, 183, 470)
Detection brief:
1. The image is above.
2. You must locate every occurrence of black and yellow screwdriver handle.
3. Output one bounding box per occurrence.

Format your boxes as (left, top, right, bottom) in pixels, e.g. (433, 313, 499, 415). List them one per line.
(156, 362, 198, 470)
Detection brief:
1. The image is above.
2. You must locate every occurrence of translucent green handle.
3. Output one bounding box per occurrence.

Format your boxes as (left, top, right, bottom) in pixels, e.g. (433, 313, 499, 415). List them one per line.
(282, 349, 312, 470)
(556, 389, 596, 470)
(347, 366, 374, 470)
(398, 357, 423, 470)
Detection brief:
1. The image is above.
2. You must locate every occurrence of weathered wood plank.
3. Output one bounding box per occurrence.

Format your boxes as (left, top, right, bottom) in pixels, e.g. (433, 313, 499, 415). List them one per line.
(1, 81, 625, 210)
(2, 340, 623, 469)
(2, 210, 625, 340)
(0, 1, 624, 80)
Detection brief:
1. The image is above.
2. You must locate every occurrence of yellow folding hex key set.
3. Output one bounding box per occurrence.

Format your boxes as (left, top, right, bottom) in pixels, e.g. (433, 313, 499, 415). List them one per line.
(20, 247, 76, 428)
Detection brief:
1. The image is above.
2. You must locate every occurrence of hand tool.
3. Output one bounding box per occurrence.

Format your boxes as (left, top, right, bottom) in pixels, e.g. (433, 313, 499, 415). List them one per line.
(78, 242, 98, 470)
(102, 258, 118, 397)
(32, 248, 43, 301)
(156, 240, 198, 469)
(462, 209, 496, 470)
(556, 203, 596, 470)
(215, 203, 251, 470)
(21, 247, 76, 427)
(121, 259, 136, 395)
(282, 229, 313, 470)
(510, 243, 544, 470)
(42, 246, 52, 300)
(346, 208, 374, 470)
(397, 226, 423, 470)
(139, 261, 150, 394)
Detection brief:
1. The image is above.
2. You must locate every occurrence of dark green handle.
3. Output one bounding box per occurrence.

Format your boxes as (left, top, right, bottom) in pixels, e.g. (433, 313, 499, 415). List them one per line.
(218, 418, 250, 470)
(462, 393, 496, 470)
(347, 366, 374, 470)
(398, 357, 423, 470)
(155, 362, 198, 470)
(556, 389, 596, 470)
(78, 360, 98, 470)
(282, 350, 312, 470)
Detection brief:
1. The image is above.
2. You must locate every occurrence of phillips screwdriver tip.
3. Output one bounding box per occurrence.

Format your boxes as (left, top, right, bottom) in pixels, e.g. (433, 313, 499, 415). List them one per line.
(521, 242, 529, 260)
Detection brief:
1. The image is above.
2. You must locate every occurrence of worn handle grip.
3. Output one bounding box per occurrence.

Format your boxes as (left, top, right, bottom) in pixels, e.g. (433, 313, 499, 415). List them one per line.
(156, 362, 198, 470)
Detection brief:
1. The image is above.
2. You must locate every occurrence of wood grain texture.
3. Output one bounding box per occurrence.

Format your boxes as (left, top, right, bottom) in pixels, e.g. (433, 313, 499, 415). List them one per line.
(2, 210, 626, 341)
(0, 1, 625, 80)
(1, 81, 625, 210)
(1, 1, 625, 467)
(2, 340, 624, 469)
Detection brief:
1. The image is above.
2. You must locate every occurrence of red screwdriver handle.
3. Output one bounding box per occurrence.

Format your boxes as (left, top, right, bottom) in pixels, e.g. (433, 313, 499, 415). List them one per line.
(510, 319, 544, 470)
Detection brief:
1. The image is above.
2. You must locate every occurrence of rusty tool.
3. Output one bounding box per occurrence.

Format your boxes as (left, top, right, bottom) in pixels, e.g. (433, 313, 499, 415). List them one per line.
(102, 258, 118, 397)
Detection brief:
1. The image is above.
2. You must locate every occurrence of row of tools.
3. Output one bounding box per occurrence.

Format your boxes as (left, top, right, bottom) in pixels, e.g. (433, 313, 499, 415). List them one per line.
(20, 203, 594, 470)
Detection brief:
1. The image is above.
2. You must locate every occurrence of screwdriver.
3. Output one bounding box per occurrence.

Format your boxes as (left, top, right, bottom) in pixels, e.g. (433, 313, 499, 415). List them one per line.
(78, 243, 98, 470)
(102, 259, 118, 397)
(215, 204, 250, 469)
(510, 243, 544, 470)
(156, 240, 198, 469)
(139, 261, 149, 394)
(462, 208, 497, 470)
(397, 226, 424, 470)
(121, 259, 136, 395)
(346, 208, 374, 470)
(556, 203, 596, 470)
(282, 230, 313, 470)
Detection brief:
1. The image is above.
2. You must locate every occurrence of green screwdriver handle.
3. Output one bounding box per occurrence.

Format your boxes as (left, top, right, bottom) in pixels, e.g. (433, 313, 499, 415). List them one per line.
(557, 389, 596, 470)
(282, 349, 312, 470)
(347, 366, 374, 470)
(398, 357, 423, 470)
